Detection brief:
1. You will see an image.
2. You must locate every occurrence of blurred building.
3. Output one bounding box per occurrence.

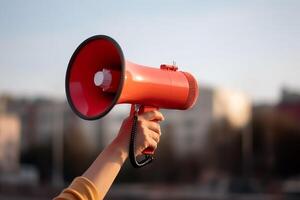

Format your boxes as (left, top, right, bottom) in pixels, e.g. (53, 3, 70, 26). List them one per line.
(163, 86, 252, 158)
(252, 87, 300, 179)
(0, 95, 105, 151)
(0, 95, 109, 184)
(0, 114, 21, 173)
(278, 87, 300, 120)
(0, 95, 41, 150)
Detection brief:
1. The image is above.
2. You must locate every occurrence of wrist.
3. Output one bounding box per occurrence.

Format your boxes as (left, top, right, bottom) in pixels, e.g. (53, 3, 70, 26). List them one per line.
(111, 136, 129, 161)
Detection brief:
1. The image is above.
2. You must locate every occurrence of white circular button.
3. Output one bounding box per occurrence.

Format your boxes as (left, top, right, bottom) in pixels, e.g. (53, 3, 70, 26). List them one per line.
(94, 71, 104, 86)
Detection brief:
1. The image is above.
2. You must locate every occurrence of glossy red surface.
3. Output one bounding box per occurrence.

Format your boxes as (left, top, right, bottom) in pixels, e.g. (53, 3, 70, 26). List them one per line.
(119, 61, 199, 110)
(66, 35, 199, 120)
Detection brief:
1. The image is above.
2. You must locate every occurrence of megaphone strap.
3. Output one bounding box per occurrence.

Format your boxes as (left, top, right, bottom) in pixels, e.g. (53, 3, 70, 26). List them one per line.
(129, 110, 154, 168)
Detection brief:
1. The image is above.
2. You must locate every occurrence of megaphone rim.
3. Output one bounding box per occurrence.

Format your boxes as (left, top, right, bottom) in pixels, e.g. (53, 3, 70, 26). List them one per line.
(65, 35, 125, 120)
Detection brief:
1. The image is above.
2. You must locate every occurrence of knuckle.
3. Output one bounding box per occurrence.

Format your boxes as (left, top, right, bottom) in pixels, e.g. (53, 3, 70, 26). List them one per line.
(157, 136, 160, 143)
(138, 120, 147, 129)
(154, 123, 161, 134)
(150, 121, 158, 128)
(158, 128, 162, 135)
(143, 141, 148, 148)
(153, 110, 160, 116)
(142, 119, 148, 126)
(142, 111, 152, 118)
(145, 134, 151, 142)
(141, 126, 148, 134)
(155, 123, 160, 130)
(155, 110, 163, 116)
(148, 110, 156, 115)
(137, 118, 143, 125)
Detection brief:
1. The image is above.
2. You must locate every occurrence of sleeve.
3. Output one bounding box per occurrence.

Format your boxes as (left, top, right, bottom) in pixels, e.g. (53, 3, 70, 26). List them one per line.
(53, 176, 100, 200)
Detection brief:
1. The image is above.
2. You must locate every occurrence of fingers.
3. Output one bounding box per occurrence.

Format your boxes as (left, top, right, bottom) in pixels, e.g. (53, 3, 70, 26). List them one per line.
(142, 128, 160, 149)
(137, 119, 161, 141)
(148, 129, 160, 143)
(140, 110, 165, 122)
(146, 137, 158, 153)
(135, 127, 159, 155)
(136, 121, 160, 155)
(134, 111, 164, 155)
(146, 121, 161, 135)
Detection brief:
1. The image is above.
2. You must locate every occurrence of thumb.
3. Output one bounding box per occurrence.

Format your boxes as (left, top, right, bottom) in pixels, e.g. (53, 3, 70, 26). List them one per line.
(140, 111, 165, 121)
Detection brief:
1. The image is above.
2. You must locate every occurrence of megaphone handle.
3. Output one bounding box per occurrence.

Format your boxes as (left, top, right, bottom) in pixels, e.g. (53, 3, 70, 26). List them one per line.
(129, 105, 158, 168)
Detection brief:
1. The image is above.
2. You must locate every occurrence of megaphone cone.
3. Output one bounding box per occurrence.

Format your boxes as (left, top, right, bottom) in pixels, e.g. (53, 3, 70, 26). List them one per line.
(66, 35, 198, 120)
(66, 35, 125, 120)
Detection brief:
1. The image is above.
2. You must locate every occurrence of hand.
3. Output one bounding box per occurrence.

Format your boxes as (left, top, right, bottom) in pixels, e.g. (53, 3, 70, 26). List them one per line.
(79, 110, 164, 200)
(115, 110, 165, 157)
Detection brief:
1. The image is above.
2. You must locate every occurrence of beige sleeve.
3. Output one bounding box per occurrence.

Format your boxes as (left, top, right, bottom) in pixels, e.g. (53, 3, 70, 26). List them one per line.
(53, 177, 100, 200)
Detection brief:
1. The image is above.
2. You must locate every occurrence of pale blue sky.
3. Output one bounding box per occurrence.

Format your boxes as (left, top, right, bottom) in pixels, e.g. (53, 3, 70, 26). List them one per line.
(0, 0, 299, 102)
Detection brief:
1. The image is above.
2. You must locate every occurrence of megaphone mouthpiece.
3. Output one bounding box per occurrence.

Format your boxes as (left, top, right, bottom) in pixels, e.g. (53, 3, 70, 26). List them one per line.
(94, 69, 118, 93)
(94, 70, 106, 87)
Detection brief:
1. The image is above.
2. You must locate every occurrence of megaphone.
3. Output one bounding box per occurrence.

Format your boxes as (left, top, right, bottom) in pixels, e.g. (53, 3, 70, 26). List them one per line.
(66, 35, 199, 167)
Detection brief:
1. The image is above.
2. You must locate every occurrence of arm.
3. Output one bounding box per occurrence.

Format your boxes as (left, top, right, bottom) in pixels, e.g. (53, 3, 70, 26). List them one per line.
(54, 111, 164, 200)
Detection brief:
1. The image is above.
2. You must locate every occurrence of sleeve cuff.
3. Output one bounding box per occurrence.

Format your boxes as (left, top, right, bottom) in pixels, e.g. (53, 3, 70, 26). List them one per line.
(54, 176, 100, 200)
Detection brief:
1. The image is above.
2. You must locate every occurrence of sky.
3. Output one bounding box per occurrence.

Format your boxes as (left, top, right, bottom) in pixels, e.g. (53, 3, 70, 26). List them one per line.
(0, 0, 299, 103)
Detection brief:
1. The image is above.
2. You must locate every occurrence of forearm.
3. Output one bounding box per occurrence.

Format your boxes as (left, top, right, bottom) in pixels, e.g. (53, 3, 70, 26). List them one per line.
(54, 112, 163, 200)
(82, 138, 128, 199)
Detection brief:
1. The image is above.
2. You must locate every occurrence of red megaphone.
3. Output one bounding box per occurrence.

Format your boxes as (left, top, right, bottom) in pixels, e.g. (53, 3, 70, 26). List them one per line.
(65, 35, 199, 167)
